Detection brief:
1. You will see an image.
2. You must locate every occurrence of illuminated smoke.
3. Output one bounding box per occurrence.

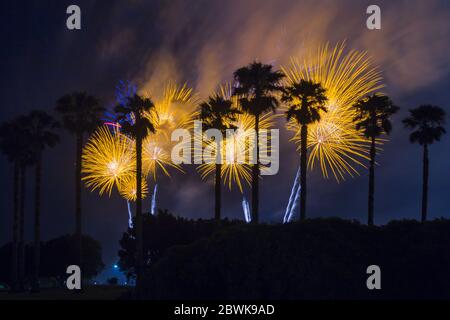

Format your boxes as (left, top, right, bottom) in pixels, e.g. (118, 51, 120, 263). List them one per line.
(242, 197, 251, 223)
(283, 167, 301, 224)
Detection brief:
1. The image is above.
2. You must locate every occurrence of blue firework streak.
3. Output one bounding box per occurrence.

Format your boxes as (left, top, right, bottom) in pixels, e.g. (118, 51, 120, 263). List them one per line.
(103, 80, 138, 126)
(242, 197, 251, 223)
(284, 167, 301, 223)
(151, 184, 158, 215)
(127, 200, 134, 229)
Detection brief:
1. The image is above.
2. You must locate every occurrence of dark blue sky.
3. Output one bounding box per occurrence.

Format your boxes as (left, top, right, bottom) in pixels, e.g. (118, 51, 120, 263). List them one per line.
(1, 0, 449, 282)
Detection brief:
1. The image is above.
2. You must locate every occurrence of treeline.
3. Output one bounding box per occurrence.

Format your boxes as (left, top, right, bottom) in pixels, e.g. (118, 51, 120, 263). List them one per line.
(125, 214, 450, 299)
(0, 234, 104, 287)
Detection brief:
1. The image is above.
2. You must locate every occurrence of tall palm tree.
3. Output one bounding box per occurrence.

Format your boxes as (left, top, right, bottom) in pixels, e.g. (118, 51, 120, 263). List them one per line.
(55, 92, 104, 274)
(115, 93, 156, 297)
(0, 118, 32, 292)
(199, 95, 241, 222)
(21, 110, 59, 292)
(0, 120, 22, 291)
(403, 105, 446, 223)
(353, 94, 399, 226)
(233, 62, 284, 223)
(281, 80, 328, 221)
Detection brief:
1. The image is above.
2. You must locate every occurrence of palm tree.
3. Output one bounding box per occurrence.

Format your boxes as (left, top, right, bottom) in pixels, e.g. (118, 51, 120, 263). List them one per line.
(199, 95, 241, 222)
(353, 94, 399, 226)
(0, 118, 33, 292)
(233, 62, 284, 223)
(115, 93, 156, 297)
(0, 120, 22, 292)
(281, 80, 328, 221)
(55, 92, 104, 273)
(21, 110, 59, 292)
(403, 105, 446, 223)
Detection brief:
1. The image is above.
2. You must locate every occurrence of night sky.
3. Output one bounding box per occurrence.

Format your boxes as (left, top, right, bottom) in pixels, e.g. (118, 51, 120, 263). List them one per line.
(1, 0, 449, 282)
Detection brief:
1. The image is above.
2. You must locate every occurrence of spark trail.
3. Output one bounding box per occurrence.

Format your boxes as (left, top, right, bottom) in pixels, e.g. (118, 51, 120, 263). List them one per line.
(151, 184, 158, 215)
(127, 200, 133, 229)
(242, 197, 251, 223)
(283, 167, 301, 224)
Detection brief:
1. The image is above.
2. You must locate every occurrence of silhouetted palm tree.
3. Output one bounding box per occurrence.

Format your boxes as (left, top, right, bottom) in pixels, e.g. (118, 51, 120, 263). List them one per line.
(403, 105, 446, 223)
(282, 80, 328, 221)
(0, 118, 33, 292)
(21, 110, 59, 292)
(115, 94, 156, 297)
(353, 94, 399, 226)
(233, 62, 284, 223)
(55, 92, 104, 273)
(199, 95, 241, 222)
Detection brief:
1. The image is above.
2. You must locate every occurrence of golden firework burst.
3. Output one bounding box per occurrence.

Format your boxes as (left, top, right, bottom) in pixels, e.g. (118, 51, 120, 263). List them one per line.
(196, 83, 276, 192)
(82, 125, 135, 196)
(142, 133, 184, 180)
(140, 82, 196, 180)
(117, 174, 149, 202)
(144, 82, 198, 138)
(281, 42, 384, 181)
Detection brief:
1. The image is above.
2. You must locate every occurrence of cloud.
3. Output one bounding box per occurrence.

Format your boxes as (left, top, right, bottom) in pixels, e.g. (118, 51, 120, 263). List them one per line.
(105, 0, 450, 96)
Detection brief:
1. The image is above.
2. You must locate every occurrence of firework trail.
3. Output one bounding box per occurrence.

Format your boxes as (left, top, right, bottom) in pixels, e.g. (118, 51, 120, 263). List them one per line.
(242, 197, 251, 223)
(127, 201, 133, 229)
(283, 167, 301, 224)
(151, 184, 158, 215)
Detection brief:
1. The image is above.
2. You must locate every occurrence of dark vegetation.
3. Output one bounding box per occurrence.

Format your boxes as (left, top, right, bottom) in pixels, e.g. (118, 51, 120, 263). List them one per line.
(0, 234, 104, 287)
(118, 210, 242, 280)
(118, 212, 450, 299)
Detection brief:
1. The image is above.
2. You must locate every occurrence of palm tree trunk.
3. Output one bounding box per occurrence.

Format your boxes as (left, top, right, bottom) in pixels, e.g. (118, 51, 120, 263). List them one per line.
(135, 132, 143, 298)
(368, 136, 376, 226)
(421, 144, 429, 223)
(300, 125, 308, 221)
(18, 164, 26, 291)
(75, 133, 83, 278)
(11, 161, 20, 292)
(215, 163, 222, 222)
(32, 153, 42, 292)
(251, 114, 260, 223)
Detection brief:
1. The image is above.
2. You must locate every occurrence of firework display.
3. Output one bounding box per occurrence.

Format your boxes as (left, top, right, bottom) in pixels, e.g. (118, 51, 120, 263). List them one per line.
(141, 83, 195, 180)
(196, 83, 275, 192)
(118, 174, 149, 202)
(282, 43, 384, 181)
(82, 125, 135, 196)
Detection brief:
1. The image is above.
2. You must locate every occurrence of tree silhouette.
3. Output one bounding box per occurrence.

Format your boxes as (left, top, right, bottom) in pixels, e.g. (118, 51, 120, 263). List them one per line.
(0, 118, 34, 292)
(115, 93, 156, 297)
(55, 92, 104, 273)
(353, 94, 399, 226)
(199, 95, 241, 222)
(233, 62, 284, 223)
(282, 80, 328, 221)
(403, 105, 446, 222)
(21, 110, 59, 292)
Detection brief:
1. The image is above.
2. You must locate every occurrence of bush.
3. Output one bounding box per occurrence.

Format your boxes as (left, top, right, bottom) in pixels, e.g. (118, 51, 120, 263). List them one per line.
(118, 209, 242, 280)
(140, 218, 450, 299)
(0, 234, 104, 285)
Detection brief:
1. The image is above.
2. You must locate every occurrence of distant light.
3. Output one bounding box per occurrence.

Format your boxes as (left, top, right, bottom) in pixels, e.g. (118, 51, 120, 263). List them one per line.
(113, 264, 119, 269)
